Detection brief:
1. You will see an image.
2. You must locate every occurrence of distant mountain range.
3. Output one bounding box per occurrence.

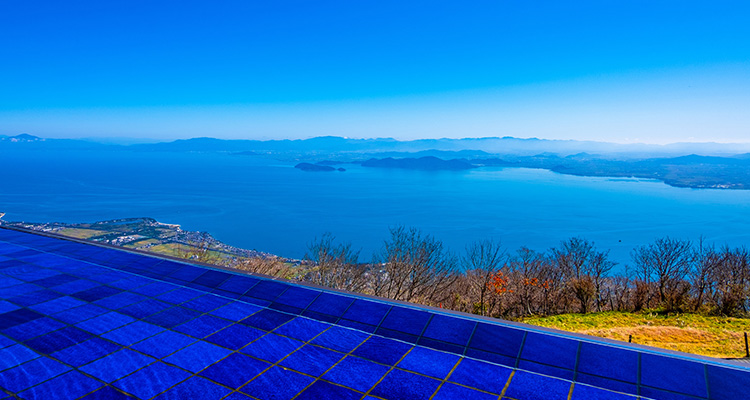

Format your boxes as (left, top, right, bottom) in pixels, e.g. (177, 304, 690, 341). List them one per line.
(4, 133, 750, 189)
(4, 134, 750, 158)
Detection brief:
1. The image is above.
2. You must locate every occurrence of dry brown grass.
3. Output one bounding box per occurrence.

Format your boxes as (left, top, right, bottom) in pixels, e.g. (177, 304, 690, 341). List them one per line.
(523, 312, 750, 358)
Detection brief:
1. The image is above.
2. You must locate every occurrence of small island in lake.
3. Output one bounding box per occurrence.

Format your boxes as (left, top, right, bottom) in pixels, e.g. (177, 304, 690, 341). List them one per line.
(295, 163, 345, 172)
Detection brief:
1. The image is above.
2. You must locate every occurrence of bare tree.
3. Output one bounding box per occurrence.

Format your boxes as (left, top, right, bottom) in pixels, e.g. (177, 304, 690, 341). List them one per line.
(632, 237, 692, 310)
(690, 238, 720, 312)
(507, 247, 547, 316)
(552, 237, 614, 314)
(463, 239, 505, 316)
(305, 233, 368, 293)
(711, 246, 750, 316)
(590, 250, 616, 312)
(373, 226, 458, 305)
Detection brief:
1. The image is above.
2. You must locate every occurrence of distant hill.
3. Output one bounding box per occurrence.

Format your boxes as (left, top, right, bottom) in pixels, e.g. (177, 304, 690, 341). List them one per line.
(361, 156, 476, 171)
(0, 133, 44, 142)
(4, 134, 750, 158)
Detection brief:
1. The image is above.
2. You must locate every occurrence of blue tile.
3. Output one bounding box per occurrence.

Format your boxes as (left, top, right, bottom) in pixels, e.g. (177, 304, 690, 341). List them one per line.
(416, 337, 464, 354)
(199, 353, 269, 388)
(181, 295, 231, 313)
(80, 349, 155, 383)
(397, 346, 459, 379)
(338, 318, 377, 333)
(72, 285, 123, 302)
(505, 370, 571, 400)
(240, 366, 314, 400)
(0, 300, 19, 313)
(280, 344, 344, 376)
(0, 283, 39, 298)
(570, 383, 636, 400)
(0, 344, 40, 372)
(102, 321, 165, 346)
(205, 323, 264, 350)
(173, 315, 232, 338)
(273, 317, 329, 341)
(93, 292, 148, 310)
(517, 359, 574, 380)
(371, 369, 442, 400)
(0, 356, 70, 392)
(273, 286, 320, 309)
(0, 308, 44, 330)
(108, 277, 151, 290)
(239, 296, 271, 307)
(218, 275, 257, 294)
(155, 377, 231, 400)
(520, 332, 579, 370)
(118, 299, 172, 319)
(28, 296, 86, 314)
(245, 280, 288, 302)
(52, 303, 109, 324)
(575, 373, 636, 395)
(163, 341, 231, 373)
(342, 299, 389, 326)
(352, 336, 412, 366)
(239, 309, 294, 331)
(241, 333, 303, 363)
(8, 289, 63, 307)
(144, 306, 201, 328)
(192, 270, 230, 288)
(376, 327, 420, 344)
(131, 282, 176, 296)
(639, 386, 699, 400)
(468, 323, 525, 359)
(76, 312, 136, 335)
(448, 358, 512, 394)
(432, 383, 496, 400)
(79, 385, 136, 400)
(169, 266, 206, 282)
(295, 380, 361, 400)
(302, 309, 339, 323)
(421, 314, 475, 346)
(130, 330, 196, 359)
(0, 334, 13, 349)
(51, 337, 120, 367)
(2, 317, 66, 341)
(25, 326, 93, 354)
(577, 342, 638, 383)
(706, 364, 750, 400)
(19, 371, 102, 400)
(157, 287, 204, 304)
(380, 307, 432, 336)
(114, 361, 191, 399)
(323, 355, 390, 392)
(640, 354, 707, 398)
(215, 391, 255, 400)
(209, 301, 262, 321)
(53, 279, 99, 294)
(31, 274, 80, 288)
(311, 326, 369, 353)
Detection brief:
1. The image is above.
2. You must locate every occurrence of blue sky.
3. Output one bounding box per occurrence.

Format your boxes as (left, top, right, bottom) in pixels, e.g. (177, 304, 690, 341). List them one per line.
(1, 1, 749, 143)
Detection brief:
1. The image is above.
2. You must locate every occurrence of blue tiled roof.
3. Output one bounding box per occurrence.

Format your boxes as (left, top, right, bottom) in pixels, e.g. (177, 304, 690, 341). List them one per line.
(0, 227, 747, 399)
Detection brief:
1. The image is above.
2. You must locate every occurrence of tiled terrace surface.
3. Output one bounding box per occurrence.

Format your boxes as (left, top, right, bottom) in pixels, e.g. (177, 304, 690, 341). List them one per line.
(0, 227, 748, 399)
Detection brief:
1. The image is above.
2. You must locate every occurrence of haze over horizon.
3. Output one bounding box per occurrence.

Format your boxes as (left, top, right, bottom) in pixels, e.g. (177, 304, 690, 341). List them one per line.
(2, 1, 749, 144)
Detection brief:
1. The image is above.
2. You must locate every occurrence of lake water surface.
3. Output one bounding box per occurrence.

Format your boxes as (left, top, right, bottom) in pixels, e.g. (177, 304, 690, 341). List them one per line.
(4, 149, 750, 268)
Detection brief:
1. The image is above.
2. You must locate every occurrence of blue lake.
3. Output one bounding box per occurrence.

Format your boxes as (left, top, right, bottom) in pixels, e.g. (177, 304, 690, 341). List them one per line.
(4, 149, 750, 268)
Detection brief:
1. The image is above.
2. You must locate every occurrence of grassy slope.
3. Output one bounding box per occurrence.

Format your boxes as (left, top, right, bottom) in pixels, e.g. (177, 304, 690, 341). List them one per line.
(522, 312, 750, 358)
